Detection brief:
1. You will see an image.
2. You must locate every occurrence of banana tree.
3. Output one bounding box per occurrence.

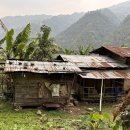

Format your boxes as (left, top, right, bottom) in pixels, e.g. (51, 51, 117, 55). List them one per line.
(0, 23, 36, 60)
(64, 48, 74, 55)
(12, 23, 31, 59)
(0, 29, 14, 59)
(78, 44, 93, 55)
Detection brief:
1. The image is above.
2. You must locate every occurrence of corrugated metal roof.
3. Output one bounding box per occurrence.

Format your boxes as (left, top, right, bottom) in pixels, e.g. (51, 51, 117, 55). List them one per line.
(79, 70, 130, 79)
(4, 60, 81, 73)
(57, 54, 128, 68)
(103, 46, 130, 58)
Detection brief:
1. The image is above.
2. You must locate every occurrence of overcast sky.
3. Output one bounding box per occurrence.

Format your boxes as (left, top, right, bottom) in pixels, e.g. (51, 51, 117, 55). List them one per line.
(0, 0, 128, 17)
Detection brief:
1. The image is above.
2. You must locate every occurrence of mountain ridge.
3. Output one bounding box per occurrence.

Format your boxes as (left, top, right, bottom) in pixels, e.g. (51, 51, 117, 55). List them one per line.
(56, 9, 119, 48)
(56, 1, 130, 48)
(0, 12, 84, 39)
(1, 1, 130, 48)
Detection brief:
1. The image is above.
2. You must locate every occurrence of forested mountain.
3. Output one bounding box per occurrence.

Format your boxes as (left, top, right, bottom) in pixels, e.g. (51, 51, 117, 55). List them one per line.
(2, 14, 52, 29)
(111, 15, 130, 46)
(0, 13, 84, 38)
(0, 14, 52, 39)
(43, 13, 84, 36)
(56, 9, 119, 48)
(110, 1, 130, 21)
(56, 1, 130, 48)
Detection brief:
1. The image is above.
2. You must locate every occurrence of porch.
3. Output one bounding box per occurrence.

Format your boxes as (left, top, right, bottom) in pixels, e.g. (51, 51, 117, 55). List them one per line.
(77, 70, 130, 102)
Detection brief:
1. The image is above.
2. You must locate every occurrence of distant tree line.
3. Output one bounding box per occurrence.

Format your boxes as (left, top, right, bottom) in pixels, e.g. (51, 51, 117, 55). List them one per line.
(0, 23, 93, 61)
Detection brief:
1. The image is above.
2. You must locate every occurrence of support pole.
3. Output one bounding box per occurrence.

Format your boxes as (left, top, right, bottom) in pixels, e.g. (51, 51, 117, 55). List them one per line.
(99, 72, 103, 114)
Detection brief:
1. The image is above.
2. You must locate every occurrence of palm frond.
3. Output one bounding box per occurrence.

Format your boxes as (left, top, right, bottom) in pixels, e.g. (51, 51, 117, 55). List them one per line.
(0, 37, 5, 46)
(15, 42, 26, 59)
(13, 23, 31, 54)
(24, 40, 37, 60)
(5, 29, 14, 51)
(14, 23, 31, 44)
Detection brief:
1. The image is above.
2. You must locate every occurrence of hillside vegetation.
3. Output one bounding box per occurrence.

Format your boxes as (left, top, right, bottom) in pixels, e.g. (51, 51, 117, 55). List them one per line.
(56, 9, 119, 48)
(111, 15, 130, 46)
(56, 1, 130, 48)
(1, 1, 130, 48)
(43, 13, 84, 36)
(0, 13, 84, 39)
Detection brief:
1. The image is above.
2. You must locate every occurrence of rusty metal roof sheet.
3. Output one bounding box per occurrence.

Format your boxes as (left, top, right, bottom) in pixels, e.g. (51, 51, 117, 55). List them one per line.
(4, 60, 81, 73)
(93, 46, 130, 58)
(79, 70, 130, 79)
(103, 46, 130, 58)
(57, 54, 128, 68)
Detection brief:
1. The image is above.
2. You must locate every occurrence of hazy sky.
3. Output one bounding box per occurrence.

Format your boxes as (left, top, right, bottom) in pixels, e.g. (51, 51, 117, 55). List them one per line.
(0, 0, 128, 17)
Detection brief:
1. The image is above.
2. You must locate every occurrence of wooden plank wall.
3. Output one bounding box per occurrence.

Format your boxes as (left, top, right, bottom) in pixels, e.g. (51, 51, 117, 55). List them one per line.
(11, 73, 73, 106)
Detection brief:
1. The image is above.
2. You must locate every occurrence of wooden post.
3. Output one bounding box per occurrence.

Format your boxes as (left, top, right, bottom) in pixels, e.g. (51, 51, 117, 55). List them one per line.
(99, 72, 103, 114)
(68, 74, 76, 103)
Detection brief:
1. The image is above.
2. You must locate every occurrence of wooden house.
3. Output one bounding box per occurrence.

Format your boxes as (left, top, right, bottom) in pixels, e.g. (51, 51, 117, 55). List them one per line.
(92, 46, 130, 66)
(57, 54, 130, 102)
(92, 46, 130, 94)
(4, 60, 81, 107)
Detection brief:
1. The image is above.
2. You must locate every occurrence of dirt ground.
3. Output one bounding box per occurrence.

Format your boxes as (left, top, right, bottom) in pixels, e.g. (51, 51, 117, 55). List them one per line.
(60, 102, 116, 116)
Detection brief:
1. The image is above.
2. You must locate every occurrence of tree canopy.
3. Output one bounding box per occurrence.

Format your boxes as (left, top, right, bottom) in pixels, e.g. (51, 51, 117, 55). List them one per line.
(32, 25, 60, 61)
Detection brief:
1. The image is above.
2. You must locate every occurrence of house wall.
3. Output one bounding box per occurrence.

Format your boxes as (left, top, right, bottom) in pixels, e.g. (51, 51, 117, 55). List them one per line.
(124, 79, 130, 91)
(11, 72, 74, 107)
